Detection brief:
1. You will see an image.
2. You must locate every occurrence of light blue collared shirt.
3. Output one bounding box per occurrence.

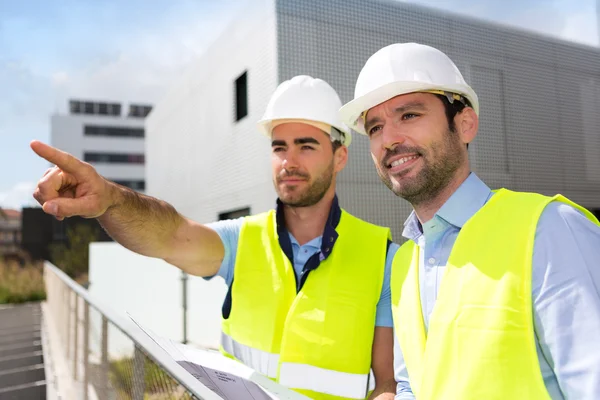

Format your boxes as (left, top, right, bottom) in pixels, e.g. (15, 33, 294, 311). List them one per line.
(395, 173, 600, 399)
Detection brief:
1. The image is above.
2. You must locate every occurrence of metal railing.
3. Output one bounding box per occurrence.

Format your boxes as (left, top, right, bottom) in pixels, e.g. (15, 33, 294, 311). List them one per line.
(43, 261, 224, 400)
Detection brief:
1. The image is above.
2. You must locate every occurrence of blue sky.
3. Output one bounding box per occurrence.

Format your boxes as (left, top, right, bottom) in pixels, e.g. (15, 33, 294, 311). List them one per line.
(1, 0, 598, 209)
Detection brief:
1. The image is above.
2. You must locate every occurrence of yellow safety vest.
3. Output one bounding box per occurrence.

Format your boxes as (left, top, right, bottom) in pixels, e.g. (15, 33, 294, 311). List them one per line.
(391, 189, 600, 400)
(221, 209, 390, 399)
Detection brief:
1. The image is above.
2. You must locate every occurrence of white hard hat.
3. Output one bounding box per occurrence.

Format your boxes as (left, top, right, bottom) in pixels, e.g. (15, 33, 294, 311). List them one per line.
(258, 75, 352, 146)
(339, 43, 479, 135)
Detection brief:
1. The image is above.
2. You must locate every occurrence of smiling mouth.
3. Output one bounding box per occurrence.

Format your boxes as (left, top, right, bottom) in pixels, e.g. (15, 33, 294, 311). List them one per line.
(387, 155, 420, 169)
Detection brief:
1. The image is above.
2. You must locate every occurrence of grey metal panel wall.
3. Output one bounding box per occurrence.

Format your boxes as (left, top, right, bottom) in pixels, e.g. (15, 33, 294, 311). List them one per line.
(276, 0, 600, 240)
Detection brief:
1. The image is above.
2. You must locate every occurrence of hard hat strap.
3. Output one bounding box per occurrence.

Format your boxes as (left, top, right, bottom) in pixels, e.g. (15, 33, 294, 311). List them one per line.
(330, 127, 345, 144)
(421, 89, 467, 107)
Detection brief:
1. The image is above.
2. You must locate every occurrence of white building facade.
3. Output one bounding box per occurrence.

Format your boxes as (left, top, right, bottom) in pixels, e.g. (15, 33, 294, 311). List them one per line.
(146, 0, 600, 239)
(51, 100, 152, 192)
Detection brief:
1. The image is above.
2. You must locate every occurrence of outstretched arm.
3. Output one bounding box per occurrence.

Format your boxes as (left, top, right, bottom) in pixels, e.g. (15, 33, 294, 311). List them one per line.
(31, 140, 224, 276)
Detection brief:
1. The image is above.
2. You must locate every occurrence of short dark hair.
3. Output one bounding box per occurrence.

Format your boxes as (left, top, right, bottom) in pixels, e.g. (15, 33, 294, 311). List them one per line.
(434, 93, 470, 149)
(331, 140, 342, 153)
(434, 94, 469, 132)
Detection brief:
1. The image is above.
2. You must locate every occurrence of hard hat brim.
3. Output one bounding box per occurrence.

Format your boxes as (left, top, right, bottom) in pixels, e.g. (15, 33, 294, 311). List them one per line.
(339, 81, 479, 135)
(257, 118, 352, 147)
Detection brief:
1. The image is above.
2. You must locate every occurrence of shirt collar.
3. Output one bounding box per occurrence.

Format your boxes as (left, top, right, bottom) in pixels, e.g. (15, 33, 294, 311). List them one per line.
(402, 172, 493, 240)
(275, 195, 341, 263)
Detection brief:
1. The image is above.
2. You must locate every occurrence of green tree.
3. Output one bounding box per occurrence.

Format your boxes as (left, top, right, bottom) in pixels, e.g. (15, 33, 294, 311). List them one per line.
(49, 224, 100, 278)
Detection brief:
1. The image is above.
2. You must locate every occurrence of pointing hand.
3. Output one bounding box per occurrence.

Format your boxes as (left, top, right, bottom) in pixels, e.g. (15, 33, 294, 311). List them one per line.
(31, 140, 115, 220)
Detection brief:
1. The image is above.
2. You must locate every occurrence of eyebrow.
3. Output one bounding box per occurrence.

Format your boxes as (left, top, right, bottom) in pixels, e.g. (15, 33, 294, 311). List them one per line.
(271, 137, 321, 146)
(295, 137, 320, 145)
(364, 101, 428, 130)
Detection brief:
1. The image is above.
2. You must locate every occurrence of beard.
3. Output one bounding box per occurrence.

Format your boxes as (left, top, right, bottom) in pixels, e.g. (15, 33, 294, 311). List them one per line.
(275, 163, 334, 207)
(375, 128, 464, 206)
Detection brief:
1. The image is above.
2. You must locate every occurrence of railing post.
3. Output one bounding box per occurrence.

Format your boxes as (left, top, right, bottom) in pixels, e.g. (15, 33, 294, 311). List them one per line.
(182, 271, 188, 344)
(132, 346, 146, 400)
(73, 293, 79, 380)
(99, 316, 109, 399)
(83, 301, 90, 400)
(66, 283, 71, 361)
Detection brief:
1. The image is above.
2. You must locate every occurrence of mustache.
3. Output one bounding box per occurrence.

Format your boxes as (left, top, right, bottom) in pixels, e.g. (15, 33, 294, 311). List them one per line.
(277, 170, 310, 181)
(381, 145, 423, 166)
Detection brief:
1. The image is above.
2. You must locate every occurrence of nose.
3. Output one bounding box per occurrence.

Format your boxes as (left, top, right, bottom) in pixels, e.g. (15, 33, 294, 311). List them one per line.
(281, 149, 298, 170)
(381, 124, 406, 151)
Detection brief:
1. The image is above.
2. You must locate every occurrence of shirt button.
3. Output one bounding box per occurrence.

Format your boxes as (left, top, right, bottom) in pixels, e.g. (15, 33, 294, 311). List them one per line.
(428, 257, 436, 265)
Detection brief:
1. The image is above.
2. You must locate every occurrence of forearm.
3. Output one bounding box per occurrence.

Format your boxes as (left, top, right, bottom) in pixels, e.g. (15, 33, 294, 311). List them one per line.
(98, 182, 183, 259)
(370, 326, 396, 400)
(368, 379, 396, 400)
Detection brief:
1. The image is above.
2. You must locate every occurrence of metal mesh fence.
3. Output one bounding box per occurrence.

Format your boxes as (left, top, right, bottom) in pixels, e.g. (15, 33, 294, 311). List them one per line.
(44, 264, 201, 400)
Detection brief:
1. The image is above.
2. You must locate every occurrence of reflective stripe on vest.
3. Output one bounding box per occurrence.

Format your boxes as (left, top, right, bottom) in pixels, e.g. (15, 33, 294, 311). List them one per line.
(391, 189, 600, 400)
(221, 332, 279, 378)
(278, 362, 369, 399)
(221, 209, 390, 400)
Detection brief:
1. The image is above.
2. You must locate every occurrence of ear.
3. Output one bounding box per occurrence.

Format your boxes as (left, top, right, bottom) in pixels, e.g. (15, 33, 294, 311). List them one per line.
(333, 145, 348, 173)
(457, 107, 479, 145)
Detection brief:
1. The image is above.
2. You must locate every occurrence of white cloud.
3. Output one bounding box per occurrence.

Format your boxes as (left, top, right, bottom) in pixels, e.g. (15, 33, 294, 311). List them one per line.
(0, 182, 38, 210)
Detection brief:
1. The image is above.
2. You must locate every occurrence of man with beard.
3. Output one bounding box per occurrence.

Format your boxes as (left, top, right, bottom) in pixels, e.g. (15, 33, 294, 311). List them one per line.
(339, 43, 600, 400)
(31, 75, 398, 400)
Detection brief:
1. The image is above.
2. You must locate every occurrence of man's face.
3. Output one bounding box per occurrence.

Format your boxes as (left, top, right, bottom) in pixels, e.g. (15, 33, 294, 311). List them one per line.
(364, 92, 467, 204)
(271, 122, 341, 207)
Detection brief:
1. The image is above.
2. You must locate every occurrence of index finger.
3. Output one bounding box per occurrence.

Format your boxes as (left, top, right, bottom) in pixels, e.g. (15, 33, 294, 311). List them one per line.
(30, 140, 86, 176)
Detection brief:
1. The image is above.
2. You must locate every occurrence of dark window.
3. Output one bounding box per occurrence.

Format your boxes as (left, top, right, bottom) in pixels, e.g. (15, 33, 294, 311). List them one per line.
(68, 100, 122, 116)
(218, 207, 250, 220)
(84, 125, 144, 138)
(113, 180, 146, 191)
(110, 103, 122, 116)
(84, 102, 95, 114)
(128, 104, 153, 118)
(84, 152, 145, 164)
(592, 209, 600, 220)
(234, 71, 248, 122)
(129, 105, 141, 117)
(70, 101, 82, 114)
(98, 103, 109, 115)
